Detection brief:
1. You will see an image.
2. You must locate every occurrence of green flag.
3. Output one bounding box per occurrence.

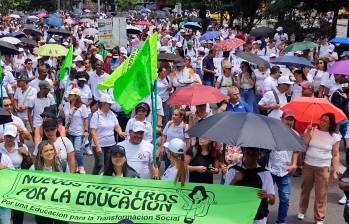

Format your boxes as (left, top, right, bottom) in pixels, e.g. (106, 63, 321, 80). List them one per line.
(58, 45, 73, 81)
(0, 169, 261, 224)
(113, 34, 158, 113)
(97, 48, 140, 90)
(98, 33, 158, 90)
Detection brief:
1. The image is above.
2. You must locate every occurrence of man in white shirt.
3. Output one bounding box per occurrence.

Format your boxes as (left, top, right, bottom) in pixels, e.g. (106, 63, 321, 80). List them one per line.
(14, 74, 37, 130)
(89, 60, 109, 102)
(262, 66, 281, 93)
(262, 40, 278, 57)
(118, 121, 159, 179)
(258, 76, 294, 119)
(23, 58, 36, 81)
(26, 80, 56, 130)
(274, 27, 288, 44)
(29, 65, 53, 92)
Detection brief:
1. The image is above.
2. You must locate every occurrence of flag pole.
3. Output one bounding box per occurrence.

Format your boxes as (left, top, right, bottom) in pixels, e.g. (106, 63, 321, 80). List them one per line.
(151, 80, 158, 165)
(0, 51, 3, 108)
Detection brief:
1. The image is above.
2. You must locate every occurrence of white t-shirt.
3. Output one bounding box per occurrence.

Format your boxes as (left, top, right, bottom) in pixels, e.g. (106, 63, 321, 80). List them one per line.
(0, 152, 14, 168)
(0, 142, 27, 168)
(162, 165, 178, 181)
(157, 77, 172, 102)
(63, 103, 88, 136)
(118, 140, 153, 179)
(90, 109, 119, 147)
(125, 118, 152, 142)
(33, 137, 74, 164)
(14, 86, 37, 119)
(26, 94, 56, 128)
(258, 88, 287, 120)
(89, 72, 109, 101)
(307, 69, 330, 91)
(262, 76, 278, 93)
(217, 75, 234, 95)
(305, 128, 340, 167)
(163, 121, 189, 142)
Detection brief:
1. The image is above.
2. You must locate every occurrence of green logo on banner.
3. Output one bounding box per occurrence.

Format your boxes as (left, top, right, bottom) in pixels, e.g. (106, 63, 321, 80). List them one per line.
(0, 169, 260, 224)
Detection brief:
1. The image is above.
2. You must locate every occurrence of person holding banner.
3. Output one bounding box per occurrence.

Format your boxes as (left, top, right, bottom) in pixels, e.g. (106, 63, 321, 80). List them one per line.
(118, 121, 159, 179)
(32, 140, 68, 224)
(162, 138, 188, 186)
(103, 145, 139, 178)
(225, 147, 275, 224)
(0, 152, 14, 224)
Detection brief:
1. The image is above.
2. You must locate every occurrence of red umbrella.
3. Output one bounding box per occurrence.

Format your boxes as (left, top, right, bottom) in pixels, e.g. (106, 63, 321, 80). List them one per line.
(281, 97, 346, 124)
(215, 38, 246, 51)
(167, 84, 226, 106)
(135, 21, 153, 26)
(36, 12, 47, 19)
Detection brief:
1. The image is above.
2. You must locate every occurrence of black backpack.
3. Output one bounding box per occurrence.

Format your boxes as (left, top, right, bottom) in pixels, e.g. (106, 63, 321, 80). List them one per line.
(232, 165, 269, 220)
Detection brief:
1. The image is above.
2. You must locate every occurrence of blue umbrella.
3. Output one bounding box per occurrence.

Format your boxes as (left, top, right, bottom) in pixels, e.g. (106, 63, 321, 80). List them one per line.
(199, 31, 220, 41)
(183, 22, 202, 30)
(329, 37, 349, 45)
(270, 56, 313, 68)
(44, 15, 63, 27)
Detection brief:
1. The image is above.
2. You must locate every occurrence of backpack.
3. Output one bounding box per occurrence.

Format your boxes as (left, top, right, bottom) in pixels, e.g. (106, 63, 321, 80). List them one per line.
(232, 165, 269, 220)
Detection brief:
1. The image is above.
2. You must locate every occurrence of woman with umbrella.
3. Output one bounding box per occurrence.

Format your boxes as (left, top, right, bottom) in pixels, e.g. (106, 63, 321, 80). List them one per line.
(225, 147, 275, 224)
(298, 113, 340, 224)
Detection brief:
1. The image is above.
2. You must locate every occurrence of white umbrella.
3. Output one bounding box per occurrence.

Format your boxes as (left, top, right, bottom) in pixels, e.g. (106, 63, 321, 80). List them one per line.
(9, 14, 21, 19)
(0, 37, 21, 45)
(28, 15, 39, 20)
(83, 28, 98, 36)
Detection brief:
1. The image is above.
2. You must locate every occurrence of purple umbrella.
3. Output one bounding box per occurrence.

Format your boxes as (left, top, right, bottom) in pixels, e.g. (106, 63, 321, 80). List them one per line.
(328, 60, 349, 75)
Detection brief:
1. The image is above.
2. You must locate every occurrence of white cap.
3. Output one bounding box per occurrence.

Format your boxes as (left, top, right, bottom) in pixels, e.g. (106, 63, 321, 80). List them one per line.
(256, 40, 262, 44)
(180, 29, 185, 33)
(95, 54, 104, 63)
(207, 40, 213, 44)
(276, 26, 283, 32)
(99, 94, 114, 104)
(73, 55, 83, 62)
(18, 48, 24, 52)
(198, 47, 205, 52)
(176, 42, 182, 48)
(278, 76, 294, 85)
(83, 38, 93, 44)
(69, 88, 80, 96)
(4, 124, 17, 138)
(62, 41, 69, 46)
(270, 53, 277, 58)
(131, 121, 147, 132)
(164, 34, 171, 39)
(164, 138, 185, 154)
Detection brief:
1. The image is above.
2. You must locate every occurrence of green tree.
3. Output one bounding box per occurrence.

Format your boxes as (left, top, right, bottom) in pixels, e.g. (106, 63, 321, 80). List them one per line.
(0, 0, 31, 15)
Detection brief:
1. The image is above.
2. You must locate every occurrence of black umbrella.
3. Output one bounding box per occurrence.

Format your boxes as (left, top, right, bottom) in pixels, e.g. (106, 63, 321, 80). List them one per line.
(0, 41, 19, 55)
(23, 27, 42, 37)
(235, 51, 270, 68)
(19, 37, 38, 47)
(250, 26, 274, 37)
(158, 53, 182, 62)
(0, 109, 12, 125)
(4, 32, 26, 38)
(188, 112, 305, 151)
(47, 28, 71, 37)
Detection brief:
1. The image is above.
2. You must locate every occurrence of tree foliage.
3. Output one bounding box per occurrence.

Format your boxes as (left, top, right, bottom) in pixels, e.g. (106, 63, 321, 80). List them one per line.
(0, 0, 31, 15)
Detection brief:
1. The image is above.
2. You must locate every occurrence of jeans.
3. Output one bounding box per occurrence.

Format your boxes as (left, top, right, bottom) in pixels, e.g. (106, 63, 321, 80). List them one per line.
(0, 207, 11, 224)
(272, 174, 291, 224)
(240, 88, 256, 113)
(202, 80, 214, 87)
(92, 146, 113, 175)
(67, 135, 84, 167)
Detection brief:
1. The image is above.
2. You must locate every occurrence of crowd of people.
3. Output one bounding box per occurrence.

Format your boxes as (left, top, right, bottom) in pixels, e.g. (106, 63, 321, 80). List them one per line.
(0, 7, 349, 224)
